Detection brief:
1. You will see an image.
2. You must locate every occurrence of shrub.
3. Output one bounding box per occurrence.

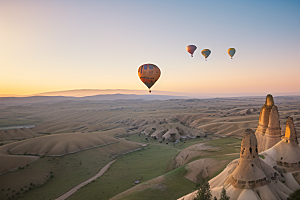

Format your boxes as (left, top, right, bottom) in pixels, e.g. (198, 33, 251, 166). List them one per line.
(194, 181, 212, 200)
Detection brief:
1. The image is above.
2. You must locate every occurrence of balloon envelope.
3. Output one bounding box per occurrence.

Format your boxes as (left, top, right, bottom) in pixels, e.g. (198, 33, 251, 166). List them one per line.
(186, 45, 197, 57)
(138, 64, 161, 91)
(201, 49, 211, 60)
(228, 48, 236, 59)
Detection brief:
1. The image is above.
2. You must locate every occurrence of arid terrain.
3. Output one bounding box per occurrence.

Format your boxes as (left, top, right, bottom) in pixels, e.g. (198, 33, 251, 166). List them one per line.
(0, 95, 299, 200)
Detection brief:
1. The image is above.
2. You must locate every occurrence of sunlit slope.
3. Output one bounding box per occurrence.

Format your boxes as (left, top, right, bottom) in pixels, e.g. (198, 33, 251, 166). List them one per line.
(0, 128, 40, 140)
(4, 132, 118, 156)
(0, 122, 121, 141)
(172, 143, 220, 168)
(177, 114, 259, 137)
(184, 158, 228, 183)
(0, 128, 139, 175)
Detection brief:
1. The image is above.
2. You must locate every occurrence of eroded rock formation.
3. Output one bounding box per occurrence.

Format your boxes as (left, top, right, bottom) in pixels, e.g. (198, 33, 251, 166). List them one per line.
(255, 94, 282, 152)
(224, 129, 269, 189)
(178, 127, 300, 200)
(261, 117, 300, 173)
(162, 128, 181, 142)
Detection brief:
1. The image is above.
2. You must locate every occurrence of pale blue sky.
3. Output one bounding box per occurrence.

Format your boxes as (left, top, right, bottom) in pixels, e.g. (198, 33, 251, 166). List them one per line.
(1, 0, 299, 95)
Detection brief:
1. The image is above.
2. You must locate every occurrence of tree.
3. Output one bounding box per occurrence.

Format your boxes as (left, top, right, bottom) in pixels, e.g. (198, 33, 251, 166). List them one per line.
(194, 181, 212, 200)
(288, 189, 300, 200)
(220, 187, 230, 200)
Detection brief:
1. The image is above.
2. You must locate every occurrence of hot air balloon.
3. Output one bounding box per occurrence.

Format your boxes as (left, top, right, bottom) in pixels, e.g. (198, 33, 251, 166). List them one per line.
(186, 45, 197, 57)
(138, 64, 161, 93)
(228, 48, 236, 59)
(201, 49, 211, 61)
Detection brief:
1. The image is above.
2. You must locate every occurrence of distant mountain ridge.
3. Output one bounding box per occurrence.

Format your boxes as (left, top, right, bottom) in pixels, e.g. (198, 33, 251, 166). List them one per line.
(31, 89, 300, 98)
(1, 89, 299, 100)
(0, 93, 190, 105)
(34, 89, 184, 97)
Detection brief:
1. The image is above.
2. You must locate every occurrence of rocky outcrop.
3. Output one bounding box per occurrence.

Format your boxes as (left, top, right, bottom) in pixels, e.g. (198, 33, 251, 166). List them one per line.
(178, 128, 300, 200)
(224, 129, 269, 189)
(162, 128, 181, 142)
(283, 117, 298, 145)
(151, 128, 168, 139)
(255, 94, 282, 152)
(261, 117, 300, 173)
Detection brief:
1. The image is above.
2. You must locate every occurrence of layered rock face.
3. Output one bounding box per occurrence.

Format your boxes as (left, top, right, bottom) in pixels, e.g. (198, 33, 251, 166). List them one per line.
(255, 94, 281, 152)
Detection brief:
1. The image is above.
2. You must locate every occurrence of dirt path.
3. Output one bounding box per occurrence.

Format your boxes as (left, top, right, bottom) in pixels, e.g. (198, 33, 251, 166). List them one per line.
(211, 152, 240, 157)
(55, 160, 116, 200)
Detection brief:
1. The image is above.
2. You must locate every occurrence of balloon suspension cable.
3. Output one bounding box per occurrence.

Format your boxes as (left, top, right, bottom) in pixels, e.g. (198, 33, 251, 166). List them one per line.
(149, 90, 151, 93)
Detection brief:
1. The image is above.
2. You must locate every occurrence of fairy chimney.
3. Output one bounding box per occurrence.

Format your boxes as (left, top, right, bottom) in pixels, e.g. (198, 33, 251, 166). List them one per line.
(283, 117, 298, 144)
(178, 127, 298, 200)
(267, 117, 300, 172)
(259, 94, 274, 127)
(255, 94, 281, 152)
(225, 129, 268, 189)
(264, 105, 282, 149)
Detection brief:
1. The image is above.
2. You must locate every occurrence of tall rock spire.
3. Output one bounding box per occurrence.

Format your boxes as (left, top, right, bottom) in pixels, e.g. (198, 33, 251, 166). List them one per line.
(265, 94, 274, 106)
(225, 129, 268, 189)
(283, 117, 298, 145)
(255, 94, 281, 152)
(259, 94, 274, 128)
(264, 105, 282, 149)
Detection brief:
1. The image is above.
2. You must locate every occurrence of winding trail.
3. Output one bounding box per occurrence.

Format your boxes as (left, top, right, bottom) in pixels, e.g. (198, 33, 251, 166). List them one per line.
(55, 160, 116, 200)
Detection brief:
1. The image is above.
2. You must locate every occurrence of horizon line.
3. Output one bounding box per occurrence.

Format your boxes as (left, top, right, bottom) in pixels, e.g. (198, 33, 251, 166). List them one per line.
(1, 89, 300, 98)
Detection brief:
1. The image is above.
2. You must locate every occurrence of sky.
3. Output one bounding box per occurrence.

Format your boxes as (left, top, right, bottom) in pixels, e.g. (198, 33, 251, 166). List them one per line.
(1, 0, 299, 96)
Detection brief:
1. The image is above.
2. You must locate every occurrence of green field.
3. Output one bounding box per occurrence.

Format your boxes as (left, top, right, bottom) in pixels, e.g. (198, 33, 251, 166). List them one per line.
(66, 135, 241, 200)
(115, 166, 196, 200)
(1, 142, 136, 200)
(3, 148, 112, 200)
(0, 133, 242, 200)
(68, 144, 179, 200)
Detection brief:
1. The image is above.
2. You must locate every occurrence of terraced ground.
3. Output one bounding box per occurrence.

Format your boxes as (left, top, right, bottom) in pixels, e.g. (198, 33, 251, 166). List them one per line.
(0, 96, 299, 200)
